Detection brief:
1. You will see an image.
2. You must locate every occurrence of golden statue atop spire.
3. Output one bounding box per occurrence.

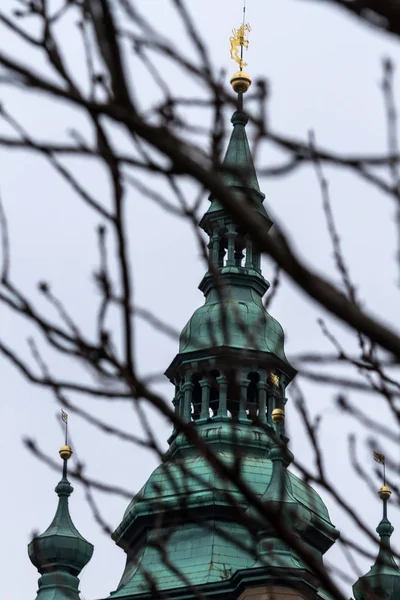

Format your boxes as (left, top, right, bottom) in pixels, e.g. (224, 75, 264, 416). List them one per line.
(229, 2, 252, 95)
(229, 23, 251, 70)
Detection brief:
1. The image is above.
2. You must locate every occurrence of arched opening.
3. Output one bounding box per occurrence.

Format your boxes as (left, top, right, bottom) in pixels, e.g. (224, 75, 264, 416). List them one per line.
(246, 372, 260, 420)
(218, 238, 226, 267)
(227, 369, 240, 420)
(235, 227, 246, 267)
(191, 373, 202, 421)
(209, 369, 220, 417)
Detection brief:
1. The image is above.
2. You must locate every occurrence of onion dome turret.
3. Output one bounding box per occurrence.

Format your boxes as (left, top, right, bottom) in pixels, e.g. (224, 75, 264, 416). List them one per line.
(353, 485, 400, 600)
(28, 444, 93, 600)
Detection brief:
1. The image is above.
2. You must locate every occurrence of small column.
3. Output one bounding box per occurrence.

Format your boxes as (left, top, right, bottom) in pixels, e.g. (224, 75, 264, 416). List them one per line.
(257, 380, 268, 424)
(226, 224, 237, 267)
(244, 235, 253, 269)
(172, 383, 180, 415)
(266, 386, 277, 425)
(206, 237, 213, 271)
(254, 251, 261, 272)
(172, 386, 179, 432)
(239, 377, 249, 420)
(182, 381, 194, 421)
(177, 384, 185, 418)
(210, 230, 221, 268)
(217, 375, 228, 417)
(199, 378, 211, 420)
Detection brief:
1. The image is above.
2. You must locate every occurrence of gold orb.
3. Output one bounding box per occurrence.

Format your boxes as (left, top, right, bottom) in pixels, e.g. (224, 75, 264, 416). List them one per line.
(271, 408, 285, 424)
(230, 71, 252, 94)
(379, 485, 392, 500)
(59, 444, 73, 460)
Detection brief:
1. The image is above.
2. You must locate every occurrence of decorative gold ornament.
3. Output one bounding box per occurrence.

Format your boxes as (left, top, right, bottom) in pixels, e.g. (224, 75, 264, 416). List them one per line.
(269, 372, 280, 387)
(229, 24, 251, 70)
(59, 444, 73, 460)
(271, 408, 285, 424)
(230, 71, 252, 94)
(379, 485, 392, 500)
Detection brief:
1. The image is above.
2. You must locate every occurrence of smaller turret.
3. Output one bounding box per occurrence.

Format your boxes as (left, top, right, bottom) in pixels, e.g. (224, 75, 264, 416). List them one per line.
(28, 442, 93, 600)
(353, 485, 400, 600)
(250, 409, 338, 594)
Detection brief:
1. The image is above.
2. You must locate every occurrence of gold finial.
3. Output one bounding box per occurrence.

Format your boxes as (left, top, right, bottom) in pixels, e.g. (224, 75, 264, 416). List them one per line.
(379, 485, 392, 501)
(229, 3, 252, 94)
(271, 408, 285, 424)
(59, 444, 73, 460)
(230, 71, 252, 94)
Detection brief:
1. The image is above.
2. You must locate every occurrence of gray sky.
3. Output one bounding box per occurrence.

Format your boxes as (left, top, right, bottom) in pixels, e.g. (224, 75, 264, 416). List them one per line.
(1, 1, 400, 598)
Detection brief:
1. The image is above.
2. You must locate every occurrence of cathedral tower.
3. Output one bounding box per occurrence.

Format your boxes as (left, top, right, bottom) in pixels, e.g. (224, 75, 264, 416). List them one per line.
(107, 19, 338, 600)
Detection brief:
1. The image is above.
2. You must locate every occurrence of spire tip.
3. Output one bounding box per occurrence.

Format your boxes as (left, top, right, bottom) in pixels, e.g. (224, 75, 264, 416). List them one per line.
(229, 10, 252, 95)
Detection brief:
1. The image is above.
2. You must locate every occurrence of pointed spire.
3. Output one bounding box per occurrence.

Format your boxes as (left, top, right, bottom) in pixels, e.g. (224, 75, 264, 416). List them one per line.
(353, 486, 400, 600)
(251, 409, 313, 572)
(251, 404, 338, 574)
(220, 110, 263, 198)
(200, 106, 272, 253)
(204, 20, 272, 230)
(28, 443, 93, 600)
(260, 407, 294, 504)
(257, 407, 302, 528)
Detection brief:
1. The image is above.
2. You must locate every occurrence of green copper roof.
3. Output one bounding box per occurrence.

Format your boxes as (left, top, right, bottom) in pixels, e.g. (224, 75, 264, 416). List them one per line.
(201, 109, 271, 230)
(110, 451, 335, 597)
(120, 452, 332, 526)
(111, 521, 255, 597)
(353, 498, 400, 600)
(122, 453, 273, 522)
(221, 110, 262, 194)
(179, 284, 288, 361)
(28, 459, 93, 600)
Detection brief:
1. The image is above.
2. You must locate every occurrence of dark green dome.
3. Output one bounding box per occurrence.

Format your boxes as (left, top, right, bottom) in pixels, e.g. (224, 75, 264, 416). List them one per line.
(179, 281, 287, 361)
(29, 477, 93, 574)
(29, 463, 93, 600)
(120, 452, 333, 533)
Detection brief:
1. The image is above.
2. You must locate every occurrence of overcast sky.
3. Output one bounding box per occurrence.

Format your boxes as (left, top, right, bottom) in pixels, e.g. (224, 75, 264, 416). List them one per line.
(2, 1, 400, 599)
